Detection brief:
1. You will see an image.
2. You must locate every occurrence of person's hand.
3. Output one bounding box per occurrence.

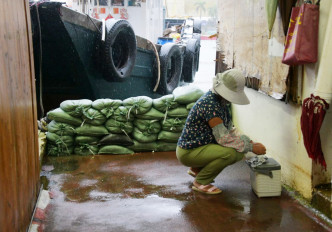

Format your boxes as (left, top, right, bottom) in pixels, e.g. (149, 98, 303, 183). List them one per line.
(252, 142, 266, 155)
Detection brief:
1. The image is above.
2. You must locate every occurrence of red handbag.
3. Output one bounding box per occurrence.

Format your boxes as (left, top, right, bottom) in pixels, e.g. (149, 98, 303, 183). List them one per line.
(282, 3, 319, 65)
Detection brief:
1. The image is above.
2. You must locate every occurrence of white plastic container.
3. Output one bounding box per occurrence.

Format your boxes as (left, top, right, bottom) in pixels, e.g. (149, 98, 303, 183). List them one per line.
(249, 158, 281, 197)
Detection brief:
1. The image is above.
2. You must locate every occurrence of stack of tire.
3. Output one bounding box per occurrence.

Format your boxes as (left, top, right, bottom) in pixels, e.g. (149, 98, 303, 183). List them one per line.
(158, 19, 201, 95)
(45, 86, 204, 156)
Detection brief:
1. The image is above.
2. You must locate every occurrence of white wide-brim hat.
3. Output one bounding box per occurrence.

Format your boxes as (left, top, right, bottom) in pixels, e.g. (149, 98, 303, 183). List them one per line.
(212, 69, 250, 105)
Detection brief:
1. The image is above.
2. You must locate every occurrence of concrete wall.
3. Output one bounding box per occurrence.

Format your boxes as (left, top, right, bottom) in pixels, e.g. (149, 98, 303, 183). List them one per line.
(232, 0, 332, 199)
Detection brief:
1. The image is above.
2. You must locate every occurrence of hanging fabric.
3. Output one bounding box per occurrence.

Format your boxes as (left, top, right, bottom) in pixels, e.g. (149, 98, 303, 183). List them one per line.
(282, 2, 319, 65)
(300, 94, 329, 169)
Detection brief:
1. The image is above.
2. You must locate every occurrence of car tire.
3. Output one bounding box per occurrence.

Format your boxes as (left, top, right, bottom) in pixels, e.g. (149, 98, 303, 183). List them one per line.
(193, 19, 202, 34)
(182, 38, 199, 83)
(103, 19, 137, 81)
(158, 43, 183, 94)
(192, 33, 201, 71)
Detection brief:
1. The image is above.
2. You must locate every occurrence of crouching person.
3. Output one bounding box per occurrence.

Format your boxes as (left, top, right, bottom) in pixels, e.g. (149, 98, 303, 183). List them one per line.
(176, 69, 266, 194)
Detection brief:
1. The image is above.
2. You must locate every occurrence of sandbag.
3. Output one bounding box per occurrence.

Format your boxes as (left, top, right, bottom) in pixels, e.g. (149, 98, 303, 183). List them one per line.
(99, 134, 134, 146)
(123, 96, 153, 115)
(98, 145, 134, 155)
(46, 132, 74, 146)
(92, 99, 122, 118)
(75, 136, 100, 145)
(113, 106, 134, 122)
(168, 106, 189, 118)
(156, 142, 177, 152)
(47, 120, 75, 136)
(158, 130, 182, 142)
(134, 119, 161, 134)
(132, 127, 158, 143)
(162, 118, 186, 132)
(128, 140, 157, 152)
(47, 144, 74, 156)
(105, 119, 133, 134)
(173, 86, 204, 104)
(186, 102, 195, 110)
(135, 108, 165, 120)
(74, 144, 99, 156)
(82, 108, 107, 126)
(47, 108, 83, 126)
(60, 99, 92, 117)
(75, 124, 109, 136)
(153, 94, 179, 112)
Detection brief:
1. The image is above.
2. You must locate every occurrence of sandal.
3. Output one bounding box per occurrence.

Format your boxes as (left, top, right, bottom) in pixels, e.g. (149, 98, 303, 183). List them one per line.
(187, 167, 202, 177)
(192, 181, 222, 195)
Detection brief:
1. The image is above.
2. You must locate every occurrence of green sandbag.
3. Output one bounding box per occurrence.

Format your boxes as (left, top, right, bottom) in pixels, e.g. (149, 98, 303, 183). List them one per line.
(135, 108, 165, 120)
(75, 136, 100, 145)
(98, 145, 134, 155)
(46, 132, 74, 146)
(105, 119, 133, 134)
(123, 96, 153, 115)
(74, 144, 99, 156)
(156, 142, 177, 152)
(153, 94, 179, 112)
(162, 118, 186, 132)
(173, 86, 204, 104)
(47, 108, 83, 126)
(99, 134, 134, 146)
(186, 102, 195, 110)
(168, 107, 189, 118)
(128, 140, 157, 152)
(132, 127, 158, 143)
(92, 99, 122, 118)
(47, 120, 75, 136)
(47, 144, 74, 156)
(112, 106, 134, 122)
(82, 108, 107, 126)
(75, 124, 109, 136)
(134, 119, 161, 134)
(60, 99, 92, 117)
(158, 130, 182, 142)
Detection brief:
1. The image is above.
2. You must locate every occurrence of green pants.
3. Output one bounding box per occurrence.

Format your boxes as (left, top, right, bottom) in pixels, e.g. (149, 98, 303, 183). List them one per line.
(176, 144, 244, 185)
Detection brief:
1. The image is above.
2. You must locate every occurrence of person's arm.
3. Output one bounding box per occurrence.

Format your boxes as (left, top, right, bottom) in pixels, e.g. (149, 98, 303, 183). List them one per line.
(209, 117, 266, 154)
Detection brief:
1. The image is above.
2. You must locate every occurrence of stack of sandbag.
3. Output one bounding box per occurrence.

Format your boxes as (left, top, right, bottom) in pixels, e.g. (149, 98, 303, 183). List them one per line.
(45, 86, 205, 156)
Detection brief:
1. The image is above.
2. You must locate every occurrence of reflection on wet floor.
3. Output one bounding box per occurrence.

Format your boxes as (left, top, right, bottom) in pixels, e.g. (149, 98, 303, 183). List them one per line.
(42, 152, 332, 232)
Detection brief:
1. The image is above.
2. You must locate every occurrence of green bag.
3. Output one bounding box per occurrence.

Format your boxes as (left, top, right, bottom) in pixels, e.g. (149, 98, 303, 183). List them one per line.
(134, 119, 161, 134)
(156, 142, 177, 152)
(92, 99, 122, 118)
(135, 108, 165, 120)
(128, 140, 157, 152)
(162, 118, 186, 132)
(47, 108, 83, 126)
(47, 120, 75, 136)
(112, 106, 134, 122)
(105, 119, 133, 134)
(123, 96, 153, 115)
(168, 107, 189, 118)
(47, 144, 74, 156)
(132, 127, 158, 143)
(75, 124, 109, 136)
(153, 94, 179, 112)
(186, 102, 195, 110)
(46, 132, 74, 146)
(74, 144, 99, 156)
(98, 145, 134, 155)
(60, 99, 92, 117)
(99, 134, 134, 146)
(173, 86, 204, 104)
(82, 108, 107, 126)
(158, 130, 182, 142)
(75, 136, 100, 145)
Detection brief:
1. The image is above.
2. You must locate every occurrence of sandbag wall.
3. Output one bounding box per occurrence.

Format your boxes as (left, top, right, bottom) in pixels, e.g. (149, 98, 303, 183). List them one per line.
(45, 86, 204, 156)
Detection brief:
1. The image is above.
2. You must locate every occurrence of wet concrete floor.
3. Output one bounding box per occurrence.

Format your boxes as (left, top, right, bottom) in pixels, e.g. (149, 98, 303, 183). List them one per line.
(41, 152, 332, 232)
